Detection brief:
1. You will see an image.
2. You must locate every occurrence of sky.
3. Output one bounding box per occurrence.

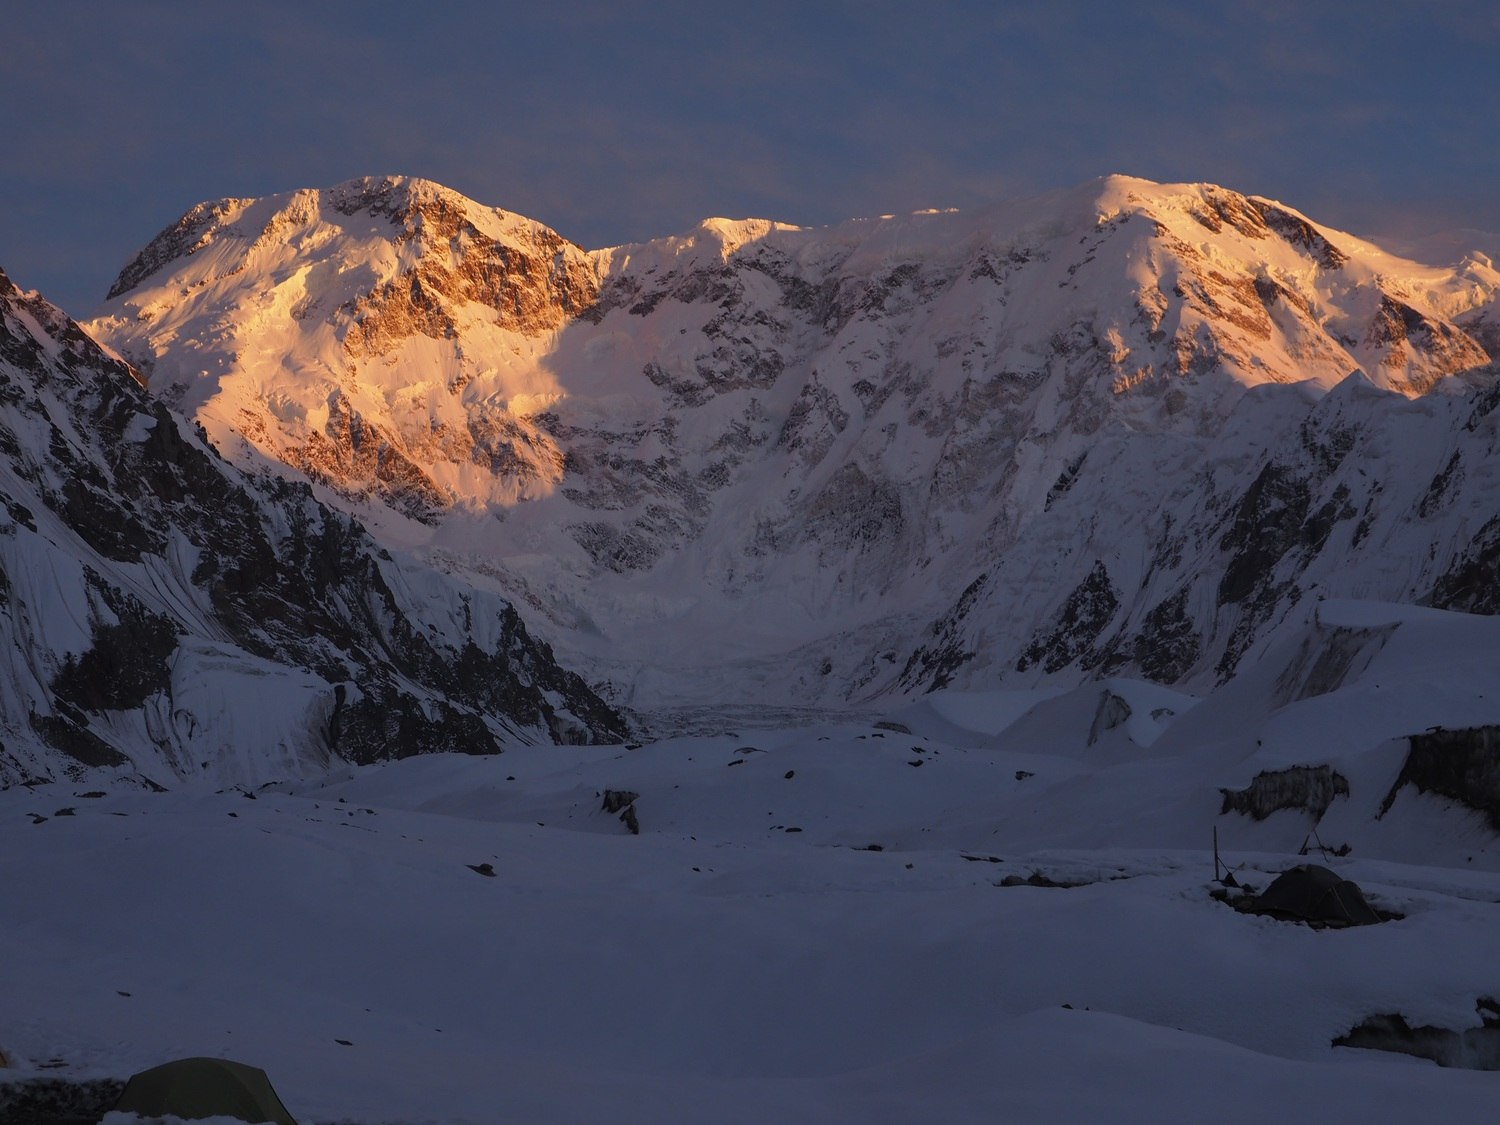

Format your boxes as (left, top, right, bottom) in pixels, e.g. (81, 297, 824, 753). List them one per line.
(3, 1, 1498, 316)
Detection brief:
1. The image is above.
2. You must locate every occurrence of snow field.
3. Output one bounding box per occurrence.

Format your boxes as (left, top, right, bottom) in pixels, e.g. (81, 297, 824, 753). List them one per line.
(5, 698, 1499, 1123)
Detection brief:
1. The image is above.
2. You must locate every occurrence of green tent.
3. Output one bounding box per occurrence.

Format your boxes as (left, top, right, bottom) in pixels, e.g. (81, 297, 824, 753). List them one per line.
(1255, 863, 1382, 926)
(112, 1056, 297, 1124)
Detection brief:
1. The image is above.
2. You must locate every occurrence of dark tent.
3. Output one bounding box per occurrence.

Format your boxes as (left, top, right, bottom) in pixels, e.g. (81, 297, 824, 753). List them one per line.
(1254, 863, 1382, 926)
(112, 1057, 297, 1124)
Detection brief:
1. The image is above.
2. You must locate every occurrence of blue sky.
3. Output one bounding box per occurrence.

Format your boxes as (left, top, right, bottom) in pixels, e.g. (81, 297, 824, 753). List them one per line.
(4, 1, 1497, 314)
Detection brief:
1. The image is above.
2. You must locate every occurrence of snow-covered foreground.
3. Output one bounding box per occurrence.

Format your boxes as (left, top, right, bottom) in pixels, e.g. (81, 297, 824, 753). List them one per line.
(6, 681, 1499, 1123)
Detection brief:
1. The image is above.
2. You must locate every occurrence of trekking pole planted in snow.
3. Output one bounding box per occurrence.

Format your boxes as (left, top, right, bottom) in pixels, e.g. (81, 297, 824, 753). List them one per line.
(1214, 825, 1239, 887)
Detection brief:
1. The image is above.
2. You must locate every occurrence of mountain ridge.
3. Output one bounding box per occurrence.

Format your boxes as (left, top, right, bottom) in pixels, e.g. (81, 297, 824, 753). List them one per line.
(82, 173, 1500, 712)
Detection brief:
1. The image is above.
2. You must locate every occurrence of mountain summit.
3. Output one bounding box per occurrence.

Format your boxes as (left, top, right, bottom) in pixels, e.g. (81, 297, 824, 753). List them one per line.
(85, 175, 1500, 711)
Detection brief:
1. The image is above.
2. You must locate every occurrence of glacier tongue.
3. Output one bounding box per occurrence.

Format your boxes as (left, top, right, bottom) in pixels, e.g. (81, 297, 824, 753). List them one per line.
(83, 174, 1500, 712)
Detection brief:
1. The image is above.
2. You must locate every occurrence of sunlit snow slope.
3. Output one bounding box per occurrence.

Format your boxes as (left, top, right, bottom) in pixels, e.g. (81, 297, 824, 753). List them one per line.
(87, 175, 1500, 711)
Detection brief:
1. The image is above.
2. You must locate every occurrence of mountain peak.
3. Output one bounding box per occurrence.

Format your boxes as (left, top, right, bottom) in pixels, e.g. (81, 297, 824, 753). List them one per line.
(104, 175, 583, 306)
(82, 172, 1500, 709)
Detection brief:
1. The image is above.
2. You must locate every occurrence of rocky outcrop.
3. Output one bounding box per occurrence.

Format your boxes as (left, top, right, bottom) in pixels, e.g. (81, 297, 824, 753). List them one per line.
(1220, 765, 1351, 821)
(1131, 588, 1201, 684)
(1017, 562, 1121, 675)
(897, 574, 987, 693)
(105, 197, 247, 299)
(338, 178, 600, 352)
(1379, 726, 1500, 830)
(1429, 517, 1500, 615)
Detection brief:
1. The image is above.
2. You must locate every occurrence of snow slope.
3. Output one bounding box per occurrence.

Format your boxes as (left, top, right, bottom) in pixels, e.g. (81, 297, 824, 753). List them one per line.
(4, 597, 1499, 1122)
(85, 175, 1500, 714)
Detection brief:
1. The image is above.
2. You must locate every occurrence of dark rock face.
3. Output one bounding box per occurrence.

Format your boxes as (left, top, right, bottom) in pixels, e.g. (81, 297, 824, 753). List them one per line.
(1379, 726, 1500, 831)
(1132, 588, 1201, 683)
(337, 179, 600, 350)
(1087, 691, 1133, 745)
(1018, 561, 1120, 674)
(28, 712, 128, 770)
(1220, 765, 1350, 821)
(601, 789, 641, 834)
(1247, 199, 1349, 270)
(105, 198, 242, 299)
(0, 267, 625, 787)
(50, 584, 178, 713)
(1429, 516, 1500, 614)
(1213, 464, 1354, 678)
(897, 573, 988, 693)
(1217, 464, 1315, 606)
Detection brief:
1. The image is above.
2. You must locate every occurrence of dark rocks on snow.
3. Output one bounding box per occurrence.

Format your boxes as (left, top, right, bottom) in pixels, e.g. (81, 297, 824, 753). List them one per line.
(802, 463, 904, 553)
(1087, 691, 1133, 745)
(1379, 726, 1500, 831)
(1418, 451, 1464, 519)
(601, 789, 641, 834)
(1220, 765, 1351, 821)
(50, 588, 178, 714)
(1216, 463, 1313, 607)
(999, 871, 1089, 889)
(1247, 199, 1349, 270)
(0, 1076, 126, 1125)
(600, 789, 640, 814)
(1132, 587, 1201, 683)
(1428, 515, 1500, 615)
(898, 572, 987, 693)
(1335, 1002, 1500, 1070)
(1017, 560, 1119, 674)
(1043, 452, 1087, 511)
(326, 683, 502, 764)
(106, 197, 238, 299)
(27, 712, 128, 770)
(1213, 463, 1354, 677)
(567, 520, 665, 574)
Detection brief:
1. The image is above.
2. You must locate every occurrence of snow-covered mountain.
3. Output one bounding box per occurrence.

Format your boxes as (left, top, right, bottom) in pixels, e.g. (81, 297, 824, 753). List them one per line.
(8, 170, 1500, 1123)
(85, 175, 1500, 713)
(0, 265, 625, 788)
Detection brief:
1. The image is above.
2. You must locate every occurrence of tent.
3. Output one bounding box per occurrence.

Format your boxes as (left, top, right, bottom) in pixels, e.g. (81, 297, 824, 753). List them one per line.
(112, 1057, 297, 1124)
(1254, 863, 1382, 926)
